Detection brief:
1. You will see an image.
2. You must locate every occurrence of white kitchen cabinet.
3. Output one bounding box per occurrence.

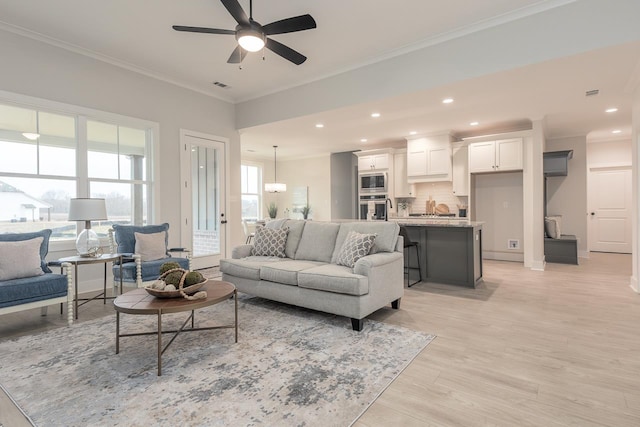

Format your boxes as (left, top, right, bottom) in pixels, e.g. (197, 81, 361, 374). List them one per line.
(468, 138, 522, 173)
(452, 145, 468, 196)
(406, 136, 452, 182)
(357, 153, 390, 171)
(393, 151, 416, 198)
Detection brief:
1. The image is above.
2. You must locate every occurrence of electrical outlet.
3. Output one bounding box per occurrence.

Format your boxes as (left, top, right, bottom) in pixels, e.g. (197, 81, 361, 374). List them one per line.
(508, 239, 519, 250)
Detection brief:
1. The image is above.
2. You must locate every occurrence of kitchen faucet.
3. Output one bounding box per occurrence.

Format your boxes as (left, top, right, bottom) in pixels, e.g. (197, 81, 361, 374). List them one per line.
(385, 198, 393, 221)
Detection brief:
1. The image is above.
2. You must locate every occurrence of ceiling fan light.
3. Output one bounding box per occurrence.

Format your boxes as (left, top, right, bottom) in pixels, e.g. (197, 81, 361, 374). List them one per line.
(237, 29, 265, 52)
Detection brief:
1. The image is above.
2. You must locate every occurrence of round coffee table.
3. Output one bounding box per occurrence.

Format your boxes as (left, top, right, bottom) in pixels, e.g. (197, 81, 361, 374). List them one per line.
(113, 280, 237, 376)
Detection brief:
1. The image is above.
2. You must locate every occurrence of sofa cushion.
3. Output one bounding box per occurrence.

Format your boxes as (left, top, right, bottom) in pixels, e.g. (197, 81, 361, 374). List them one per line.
(298, 264, 369, 296)
(259, 260, 324, 286)
(134, 231, 167, 261)
(251, 227, 289, 257)
(0, 237, 45, 281)
(0, 229, 53, 274)
(0, 273, 68, 308)
(113, 223, 169, 255)
(331, 222, 399, 263)
(283, 220, 306, 259)
(335, 231, 377, 268)
(220, 256, 282, 281)
(295, 222, 340, 263)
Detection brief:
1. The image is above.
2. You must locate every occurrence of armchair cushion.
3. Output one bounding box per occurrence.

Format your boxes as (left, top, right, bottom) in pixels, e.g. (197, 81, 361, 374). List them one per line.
(134, 231, 167, 261)
(0, 273, 68, 308)
(114, 256, 189, 282)
(0, 237, 45, 281)
(0, 229, 53, 274)
(112, 223, 169, 255)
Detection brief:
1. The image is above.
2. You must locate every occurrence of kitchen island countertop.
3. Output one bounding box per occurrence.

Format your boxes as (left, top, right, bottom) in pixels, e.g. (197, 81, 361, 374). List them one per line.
(388, 217, 483, 228)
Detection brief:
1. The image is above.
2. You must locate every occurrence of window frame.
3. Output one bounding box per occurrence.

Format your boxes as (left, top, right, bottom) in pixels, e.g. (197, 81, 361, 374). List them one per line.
(0, 90, 160, 252)
(241, 161, 263, 222)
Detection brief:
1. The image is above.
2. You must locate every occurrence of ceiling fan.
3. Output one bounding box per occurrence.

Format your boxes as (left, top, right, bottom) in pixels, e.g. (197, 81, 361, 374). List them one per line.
(173, 0, 316, 65)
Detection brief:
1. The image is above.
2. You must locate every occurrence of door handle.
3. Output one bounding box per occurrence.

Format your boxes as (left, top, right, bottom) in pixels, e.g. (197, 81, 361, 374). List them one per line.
(220, 220, 228, 224)
(590, 212, 595, 216)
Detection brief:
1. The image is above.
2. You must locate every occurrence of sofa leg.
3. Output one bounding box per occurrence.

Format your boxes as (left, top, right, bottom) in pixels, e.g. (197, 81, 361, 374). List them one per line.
(41, 306, 48, 316)
(351, 318, 363, 331)
(391, 298, 401, 309)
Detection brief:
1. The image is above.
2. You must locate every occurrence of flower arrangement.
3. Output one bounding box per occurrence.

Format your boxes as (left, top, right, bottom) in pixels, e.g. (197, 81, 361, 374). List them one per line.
(301, 205, 311, 219)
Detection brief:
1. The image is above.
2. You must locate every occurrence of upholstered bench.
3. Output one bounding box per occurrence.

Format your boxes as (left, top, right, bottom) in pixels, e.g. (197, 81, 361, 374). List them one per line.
(0, 229, 74, 325)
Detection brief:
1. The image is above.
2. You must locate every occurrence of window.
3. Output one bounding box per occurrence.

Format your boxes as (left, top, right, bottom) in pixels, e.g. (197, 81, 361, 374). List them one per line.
(241, 163, 262, 222)
(0, 98, 156, 242)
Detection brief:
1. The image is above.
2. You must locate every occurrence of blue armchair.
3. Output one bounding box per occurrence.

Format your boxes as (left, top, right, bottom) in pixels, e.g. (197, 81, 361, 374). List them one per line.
(0, 229, 73, 325)
(108, 223, 191, 288)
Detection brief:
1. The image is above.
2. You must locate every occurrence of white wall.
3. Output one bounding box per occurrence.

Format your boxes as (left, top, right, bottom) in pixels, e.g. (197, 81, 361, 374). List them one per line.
(474, 172, 524, 261)
(587, 139, 632, 167)
(546, 136, 588, 256)
(0, 29, 240, 292)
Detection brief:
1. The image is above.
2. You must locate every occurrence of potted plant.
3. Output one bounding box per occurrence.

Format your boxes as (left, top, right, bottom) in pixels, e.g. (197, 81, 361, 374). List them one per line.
(267, 202, 278, 219)
(301, 205, 311, 220)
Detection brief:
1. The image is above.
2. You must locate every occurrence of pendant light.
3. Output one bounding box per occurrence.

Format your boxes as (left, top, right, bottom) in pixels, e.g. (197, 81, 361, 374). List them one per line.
(265, 145, 286, 193)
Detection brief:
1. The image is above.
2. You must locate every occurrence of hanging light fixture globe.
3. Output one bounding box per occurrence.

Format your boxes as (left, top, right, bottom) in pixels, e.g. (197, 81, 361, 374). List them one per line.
(265, 145, 286, 193)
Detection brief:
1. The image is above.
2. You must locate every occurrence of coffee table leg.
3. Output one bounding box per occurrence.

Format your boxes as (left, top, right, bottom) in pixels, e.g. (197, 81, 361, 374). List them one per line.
(234, 289, 238, 343)
(116, 311, 120, 354)
(157, 311, 162, 376)
(191, 310, 195, 329)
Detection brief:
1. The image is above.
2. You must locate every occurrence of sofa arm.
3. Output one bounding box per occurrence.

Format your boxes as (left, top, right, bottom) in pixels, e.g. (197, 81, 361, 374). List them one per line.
(354, 251, 403, 276)
(232, 244, 253, 259)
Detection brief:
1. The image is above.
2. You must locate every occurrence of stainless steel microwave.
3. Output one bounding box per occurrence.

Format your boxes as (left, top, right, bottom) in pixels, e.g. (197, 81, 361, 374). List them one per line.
(359, 173, 386, 193)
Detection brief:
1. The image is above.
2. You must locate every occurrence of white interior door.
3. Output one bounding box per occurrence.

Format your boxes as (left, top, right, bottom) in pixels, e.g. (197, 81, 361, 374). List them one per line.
(588, 167, 631, 253)
(180, 131, 227, 269)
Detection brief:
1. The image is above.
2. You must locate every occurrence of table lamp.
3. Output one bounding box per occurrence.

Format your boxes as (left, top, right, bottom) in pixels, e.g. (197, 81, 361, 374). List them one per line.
(68, 198, 107, 257)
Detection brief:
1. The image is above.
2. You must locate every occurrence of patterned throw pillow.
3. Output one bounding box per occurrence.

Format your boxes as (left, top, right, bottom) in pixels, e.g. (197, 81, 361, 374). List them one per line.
(336, 231, 377, 268)
(251, 227, 289, 258)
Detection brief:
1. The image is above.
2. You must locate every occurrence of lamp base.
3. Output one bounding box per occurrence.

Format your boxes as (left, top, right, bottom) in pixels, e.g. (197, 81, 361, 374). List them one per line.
(76, 229, 101, 257)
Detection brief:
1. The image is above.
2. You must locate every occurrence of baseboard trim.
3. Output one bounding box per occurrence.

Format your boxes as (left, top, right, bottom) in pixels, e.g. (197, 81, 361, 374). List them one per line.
(483, 251, 524, 262)
(631, 276, 639, 293)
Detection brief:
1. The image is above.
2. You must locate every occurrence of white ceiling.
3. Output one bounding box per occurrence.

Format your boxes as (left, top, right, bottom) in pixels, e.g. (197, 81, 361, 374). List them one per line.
(1, 0, 638, 160)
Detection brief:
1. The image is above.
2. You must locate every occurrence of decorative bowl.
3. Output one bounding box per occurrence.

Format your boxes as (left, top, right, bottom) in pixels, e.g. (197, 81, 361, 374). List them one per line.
(144, 279, 207, 299)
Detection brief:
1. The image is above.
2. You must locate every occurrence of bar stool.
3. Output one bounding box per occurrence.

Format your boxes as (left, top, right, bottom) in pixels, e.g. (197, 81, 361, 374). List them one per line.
(242, 219, 255, 244)
(399, 226, 423, 287)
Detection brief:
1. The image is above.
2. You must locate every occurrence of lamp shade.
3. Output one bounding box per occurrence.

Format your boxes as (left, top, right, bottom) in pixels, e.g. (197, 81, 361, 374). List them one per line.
(68, 198, 107, 222)
(68, 198, 107, 257)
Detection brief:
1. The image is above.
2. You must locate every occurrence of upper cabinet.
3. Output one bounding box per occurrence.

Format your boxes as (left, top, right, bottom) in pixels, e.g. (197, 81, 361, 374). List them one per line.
(452, 144, 468, 196)
(468, 138, 523, 173)
(406, 134, 452, 183)
(393, 150, 416, 198)
(357, 153, 390, 171)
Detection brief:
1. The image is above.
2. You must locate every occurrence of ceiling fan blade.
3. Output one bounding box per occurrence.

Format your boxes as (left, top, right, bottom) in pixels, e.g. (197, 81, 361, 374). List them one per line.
(263, 14, 317, 35)
(266, 38, 307, 65)
(220, 0, 250, 26)
(173, 25, 235, 35)
(227, 45, 248, 64)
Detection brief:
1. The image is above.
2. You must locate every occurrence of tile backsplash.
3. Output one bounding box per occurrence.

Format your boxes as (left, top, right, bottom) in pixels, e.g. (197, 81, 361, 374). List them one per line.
(404, 181, 468, 215)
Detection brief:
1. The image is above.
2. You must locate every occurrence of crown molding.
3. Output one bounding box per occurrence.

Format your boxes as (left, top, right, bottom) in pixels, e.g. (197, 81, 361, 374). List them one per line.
(0, 21, 235, 104)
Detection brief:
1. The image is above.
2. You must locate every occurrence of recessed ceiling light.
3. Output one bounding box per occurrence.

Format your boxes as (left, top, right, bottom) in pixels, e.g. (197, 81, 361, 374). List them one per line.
(360, 138, 368, 142)
(442, 98, 454, 104)
(605, 108, 618, 113)
(371, 113, 381, 118)
(409, 131, 417, 135)
(22, 132, 40, 140)
(612, 129, 622, 134)
(315, 123, 324, 128)
(469, 121, 479, 126)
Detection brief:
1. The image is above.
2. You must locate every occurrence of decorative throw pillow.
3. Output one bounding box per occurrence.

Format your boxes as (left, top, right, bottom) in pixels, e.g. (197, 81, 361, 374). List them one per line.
(0, 237, 45, 281)
(134, 231, 167, 261)
(544, 215, 562, 239)
(251, 227, 289, 258)
(336, 231, 377, 268)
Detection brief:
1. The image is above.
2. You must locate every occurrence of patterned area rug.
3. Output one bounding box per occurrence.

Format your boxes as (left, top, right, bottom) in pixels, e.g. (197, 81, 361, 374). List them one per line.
(0, 293, 433, 427)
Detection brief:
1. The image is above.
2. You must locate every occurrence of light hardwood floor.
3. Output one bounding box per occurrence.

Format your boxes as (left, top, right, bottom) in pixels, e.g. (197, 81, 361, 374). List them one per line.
(1, 254, 639, 426)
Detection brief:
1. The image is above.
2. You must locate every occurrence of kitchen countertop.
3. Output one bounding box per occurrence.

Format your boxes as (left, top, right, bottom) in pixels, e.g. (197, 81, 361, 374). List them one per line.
(388, 217, 483, 228)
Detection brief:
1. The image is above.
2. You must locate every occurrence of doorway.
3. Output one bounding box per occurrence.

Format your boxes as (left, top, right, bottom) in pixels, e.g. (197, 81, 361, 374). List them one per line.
(588, 167, 632, 253)
(180, 130, 228, 269)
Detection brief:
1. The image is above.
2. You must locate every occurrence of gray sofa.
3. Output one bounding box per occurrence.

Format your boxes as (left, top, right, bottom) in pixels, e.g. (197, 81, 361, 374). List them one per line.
(220, 220, 404, 331)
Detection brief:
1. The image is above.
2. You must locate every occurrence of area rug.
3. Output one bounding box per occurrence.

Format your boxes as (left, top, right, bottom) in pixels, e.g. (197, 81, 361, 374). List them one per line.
(0, 294, 434, 427)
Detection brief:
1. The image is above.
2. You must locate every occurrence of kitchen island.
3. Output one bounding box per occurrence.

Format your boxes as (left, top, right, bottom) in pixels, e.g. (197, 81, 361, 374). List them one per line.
(390, 218, 483, 288)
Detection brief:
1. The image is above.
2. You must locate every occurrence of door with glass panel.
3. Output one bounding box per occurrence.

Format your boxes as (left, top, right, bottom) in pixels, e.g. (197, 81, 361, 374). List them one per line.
(180, 132, 227, 269)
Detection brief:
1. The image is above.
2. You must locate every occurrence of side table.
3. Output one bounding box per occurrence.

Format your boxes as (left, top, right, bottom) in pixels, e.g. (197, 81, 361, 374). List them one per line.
(50, 254, 123, 319)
